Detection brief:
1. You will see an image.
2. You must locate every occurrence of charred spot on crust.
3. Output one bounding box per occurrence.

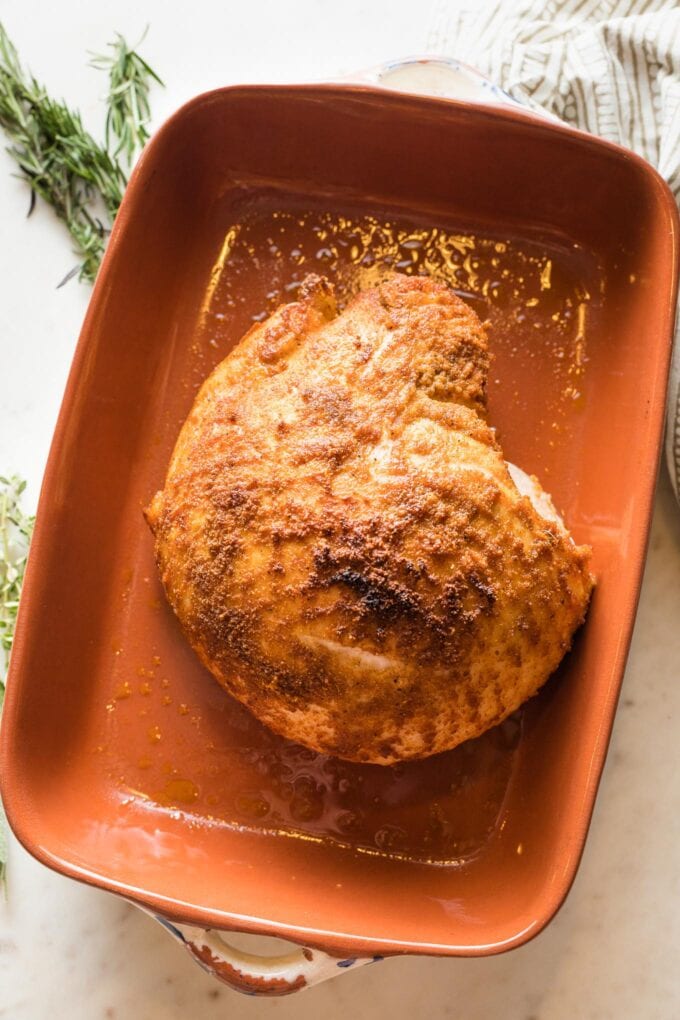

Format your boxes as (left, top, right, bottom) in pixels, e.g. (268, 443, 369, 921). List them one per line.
(326, 567, 422, 623)
(468, 571, 497, 609)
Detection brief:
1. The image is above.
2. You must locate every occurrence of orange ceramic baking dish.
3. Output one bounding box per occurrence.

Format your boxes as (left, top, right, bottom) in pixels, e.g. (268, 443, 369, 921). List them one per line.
(1, 61, 678, 995)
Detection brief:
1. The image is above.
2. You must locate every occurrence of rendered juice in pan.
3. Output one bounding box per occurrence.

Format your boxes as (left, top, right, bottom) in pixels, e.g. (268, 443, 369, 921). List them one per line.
(100, 197, 602, 866)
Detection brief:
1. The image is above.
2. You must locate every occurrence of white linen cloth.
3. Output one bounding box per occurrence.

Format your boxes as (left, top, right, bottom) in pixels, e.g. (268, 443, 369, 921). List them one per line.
(428, 0, 680, 501)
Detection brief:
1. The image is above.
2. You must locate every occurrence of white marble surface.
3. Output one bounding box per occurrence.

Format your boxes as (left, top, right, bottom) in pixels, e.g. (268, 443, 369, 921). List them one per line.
(1, 2, 680, 1017)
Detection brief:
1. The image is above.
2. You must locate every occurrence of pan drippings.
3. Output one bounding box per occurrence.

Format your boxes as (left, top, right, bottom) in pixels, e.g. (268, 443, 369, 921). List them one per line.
(100, 194, 603, 866)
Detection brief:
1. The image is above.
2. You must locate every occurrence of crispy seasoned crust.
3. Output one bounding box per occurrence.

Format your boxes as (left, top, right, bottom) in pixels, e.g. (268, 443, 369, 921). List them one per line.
(147, 273, 593, 764)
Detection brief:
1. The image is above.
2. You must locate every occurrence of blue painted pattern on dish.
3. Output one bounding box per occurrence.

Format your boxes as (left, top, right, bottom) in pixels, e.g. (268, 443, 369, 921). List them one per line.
(154, 915, 186, 942)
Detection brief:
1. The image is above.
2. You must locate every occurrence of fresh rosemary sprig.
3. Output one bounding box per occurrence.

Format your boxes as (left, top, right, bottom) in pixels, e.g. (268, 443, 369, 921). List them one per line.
(0, 24, 124, 282)
(0, 475, 34, 708)
(0, 23, 162, 283)
(91, 30, 163, 166)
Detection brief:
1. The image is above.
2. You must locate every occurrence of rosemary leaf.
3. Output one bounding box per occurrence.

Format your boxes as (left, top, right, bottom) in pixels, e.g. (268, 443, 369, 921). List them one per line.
(0, 24, 121, 281)
(91, 29, 164, 165)
(0, 22, 162, 282)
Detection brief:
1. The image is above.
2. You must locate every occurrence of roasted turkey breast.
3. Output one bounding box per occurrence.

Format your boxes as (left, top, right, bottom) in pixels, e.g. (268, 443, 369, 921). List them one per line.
(146, 273, 593, 765)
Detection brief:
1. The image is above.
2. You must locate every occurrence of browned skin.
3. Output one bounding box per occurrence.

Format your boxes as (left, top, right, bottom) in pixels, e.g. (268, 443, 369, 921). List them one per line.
(146, 273, 593, 765)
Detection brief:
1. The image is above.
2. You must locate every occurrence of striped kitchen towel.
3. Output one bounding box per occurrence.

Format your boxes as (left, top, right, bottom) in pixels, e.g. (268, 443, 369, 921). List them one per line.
(428, 0, 680, 502)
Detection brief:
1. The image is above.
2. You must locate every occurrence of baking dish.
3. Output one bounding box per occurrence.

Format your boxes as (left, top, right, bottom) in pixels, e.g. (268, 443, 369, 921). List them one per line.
(1, 57, 678, 995)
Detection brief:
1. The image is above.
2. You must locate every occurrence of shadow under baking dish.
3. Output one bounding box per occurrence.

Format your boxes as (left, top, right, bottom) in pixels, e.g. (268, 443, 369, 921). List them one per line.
(2, 85, 676, 956)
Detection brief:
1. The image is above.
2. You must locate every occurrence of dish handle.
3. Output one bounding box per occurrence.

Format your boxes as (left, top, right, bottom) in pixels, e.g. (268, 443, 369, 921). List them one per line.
(337, 55, 557, 120)
(154, 916, 382, 996)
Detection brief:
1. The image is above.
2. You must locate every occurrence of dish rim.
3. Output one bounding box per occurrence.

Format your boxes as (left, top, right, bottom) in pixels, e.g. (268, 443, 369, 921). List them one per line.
(1, 80, 678, 958)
